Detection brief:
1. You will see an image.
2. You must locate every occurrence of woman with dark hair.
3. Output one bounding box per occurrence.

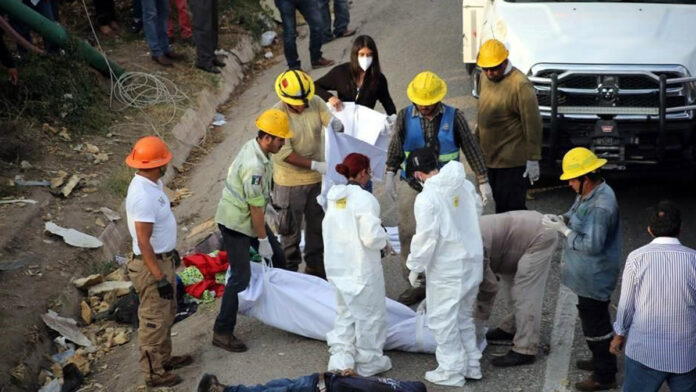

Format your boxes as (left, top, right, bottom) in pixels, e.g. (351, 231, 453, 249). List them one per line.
(315, 35, 396, 115)
(322, 153, 392, 377)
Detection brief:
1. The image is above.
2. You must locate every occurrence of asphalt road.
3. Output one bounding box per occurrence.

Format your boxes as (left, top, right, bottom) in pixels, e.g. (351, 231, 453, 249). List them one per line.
(96, 1, 696, 391)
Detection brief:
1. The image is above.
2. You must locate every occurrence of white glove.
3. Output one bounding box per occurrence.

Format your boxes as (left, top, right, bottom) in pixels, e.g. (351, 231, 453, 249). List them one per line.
(408, 270, 422, 288)
(311, 160, 327, 175)
(258, 237, 274, 259)
(384, 171, 397, 202)
(542, 214, 572, 237)
(330, 117, 344, 133)
(386, 114, 397, 126)
(523, 160, 540, 185)
(479, 182, 494, 206)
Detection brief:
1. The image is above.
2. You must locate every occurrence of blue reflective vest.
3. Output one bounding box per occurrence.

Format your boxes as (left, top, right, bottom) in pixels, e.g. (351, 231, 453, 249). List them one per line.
(400, 104, 459, 178)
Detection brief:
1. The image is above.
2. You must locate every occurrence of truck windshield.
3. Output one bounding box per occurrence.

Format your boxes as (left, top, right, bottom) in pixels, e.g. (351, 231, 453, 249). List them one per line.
(506, 1, 695, 3)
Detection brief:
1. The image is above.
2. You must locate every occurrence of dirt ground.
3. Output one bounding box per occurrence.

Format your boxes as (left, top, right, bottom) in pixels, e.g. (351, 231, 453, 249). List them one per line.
(0, 1, 280, 389)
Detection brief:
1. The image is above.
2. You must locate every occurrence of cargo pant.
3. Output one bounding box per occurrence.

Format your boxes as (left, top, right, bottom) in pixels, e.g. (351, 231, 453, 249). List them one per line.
(127, 253, 177, 381)
(396, 179, 420, 282)
(474, 229, 557, 355)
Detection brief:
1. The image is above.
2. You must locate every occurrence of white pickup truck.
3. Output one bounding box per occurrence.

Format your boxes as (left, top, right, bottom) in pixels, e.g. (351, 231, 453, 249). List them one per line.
(463, 0, 696, 175)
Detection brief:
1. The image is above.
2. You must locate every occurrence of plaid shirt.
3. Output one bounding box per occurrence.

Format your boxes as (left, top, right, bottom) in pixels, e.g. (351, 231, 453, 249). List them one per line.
(386, 104, 488, 184)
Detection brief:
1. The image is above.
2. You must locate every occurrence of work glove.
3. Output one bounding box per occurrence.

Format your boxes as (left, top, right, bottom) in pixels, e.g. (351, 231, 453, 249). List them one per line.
(479, 182, 494, 206)
(522, 160, 540, 185)
(156, 278, 174, 300)
(311, 160, 327, 175)
(542, 214, 572, 237)
(408, 270, 422, 288)
(330, 117, 344, 133)
(386, 114, 397, 127)
(384, 171, 397, 202)
(258, 237, 274, 259)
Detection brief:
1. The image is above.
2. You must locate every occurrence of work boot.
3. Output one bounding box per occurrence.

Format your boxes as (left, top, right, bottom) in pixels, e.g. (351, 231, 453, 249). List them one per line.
(152, 55, 174, 67)
(485, 328, 515, 345)
(165, 51, 185, 61)
(198, 374, 226, 392)
(212, 332, 248, 352)
(576, 359, 594, 371)
(146, 372, 182, 387)
(574, 377, 616, 391)
(397, 286, 425, 305)
(491, 350, 535, 367)
(304, 264, 327, 280)
(311, 57, 335, 69)
(164, 354, 194, 371)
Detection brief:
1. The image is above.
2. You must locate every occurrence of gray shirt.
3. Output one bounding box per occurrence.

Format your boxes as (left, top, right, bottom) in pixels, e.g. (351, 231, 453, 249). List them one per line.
(480, 210, 545, 275)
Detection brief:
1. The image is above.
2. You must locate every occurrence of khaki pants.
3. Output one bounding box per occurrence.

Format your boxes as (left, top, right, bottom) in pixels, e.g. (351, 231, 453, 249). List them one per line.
(396, 179, 419, 281)
(476, 230, 557, 355)
(127, 253, 177, 380)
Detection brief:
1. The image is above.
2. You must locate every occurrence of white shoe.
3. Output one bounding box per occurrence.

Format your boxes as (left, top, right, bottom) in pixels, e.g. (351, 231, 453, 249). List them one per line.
(465, 365, 482, 380)
(424, 368, 466, 387)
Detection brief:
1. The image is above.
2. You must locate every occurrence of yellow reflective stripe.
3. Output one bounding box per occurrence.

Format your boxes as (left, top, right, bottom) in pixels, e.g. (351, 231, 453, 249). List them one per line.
(439, 151, 458, 162)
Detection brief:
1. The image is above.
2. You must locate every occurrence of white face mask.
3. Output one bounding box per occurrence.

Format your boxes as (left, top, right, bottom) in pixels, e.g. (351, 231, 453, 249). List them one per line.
(358, 56, 373, 71)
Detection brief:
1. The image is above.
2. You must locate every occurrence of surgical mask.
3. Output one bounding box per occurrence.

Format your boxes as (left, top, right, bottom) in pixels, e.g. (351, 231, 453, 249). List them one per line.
(358, 56, 373, 71)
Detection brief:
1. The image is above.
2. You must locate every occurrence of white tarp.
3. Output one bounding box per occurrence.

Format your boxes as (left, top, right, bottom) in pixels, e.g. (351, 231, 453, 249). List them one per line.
(235, 262, 486, 354)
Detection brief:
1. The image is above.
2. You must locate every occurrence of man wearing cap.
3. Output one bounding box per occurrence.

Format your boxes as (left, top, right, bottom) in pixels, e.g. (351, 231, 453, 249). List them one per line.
(212, 109, 291, 353)
(542, 147, 620, 391)
(125, 136, 193, 387)
(476, 39, 542, 213)
(385, 70, 490, 305)
(272, 70, 341, 279)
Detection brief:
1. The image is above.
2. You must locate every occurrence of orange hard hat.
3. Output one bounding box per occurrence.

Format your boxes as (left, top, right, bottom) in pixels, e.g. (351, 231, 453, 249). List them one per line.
(125, 136, 172, 169)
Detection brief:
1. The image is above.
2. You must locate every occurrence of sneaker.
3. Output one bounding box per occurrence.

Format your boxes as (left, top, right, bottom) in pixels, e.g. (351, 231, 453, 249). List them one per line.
(491, 350, 535, 367)
(311, 57, 335, 69)
(574, 377, 617, 391)
(424, 368, 466, 387)
(164, 354, 193, 371)
(485, 328, 515, 345)
(397, 286, 425, 306)
(212, 332, 248, 352)
(576, 359, 594, 371)
(198, 374, 226, 392)
(146, 372, 182, 387)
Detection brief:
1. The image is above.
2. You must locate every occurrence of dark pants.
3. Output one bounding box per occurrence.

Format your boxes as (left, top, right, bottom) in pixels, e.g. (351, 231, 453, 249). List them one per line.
(317, 0, 349, 41)
(223, 372, 427, 392)
(273, 0, 324, 69)
(133, 0, 142, 21)
(624, 356, 696, 392)
(213, 224, 286, 334)
(94, 0, 117, 26)
(488, 166, 528, 213)
(577, 296, 617, 384)
(189, 0, 218, 67)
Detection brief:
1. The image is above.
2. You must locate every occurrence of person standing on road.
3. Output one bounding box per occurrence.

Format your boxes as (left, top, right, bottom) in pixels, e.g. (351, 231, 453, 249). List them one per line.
(542, 147, 620, 392)
(212, 109, 290, 353)
(274, 0, 334, 70)
(315, 35, 396, 116)
(323, 153, 391, 376)
(124, 136, 193, 388)
(610, 201, 696, 392)
(475, 39, 542, 213)
(474, 210, 558, 367)
(317, 0, 356, 43)
(385, 70, 491, 306)
(272, 70, 340, 279)
(405, 148, 484, 387)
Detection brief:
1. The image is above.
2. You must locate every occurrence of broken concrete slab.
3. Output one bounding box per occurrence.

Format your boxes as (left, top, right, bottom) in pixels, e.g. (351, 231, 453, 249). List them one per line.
(60, 174, 81, 197)
(51, 170, 69, 189)
(105, 268, 126, 282)
(45, 222, 103, 248)
(87, 281, 132, 297)
(72, 274, 104, 289)
(41, 310, 93, 347)
(99, 207, 120, 222)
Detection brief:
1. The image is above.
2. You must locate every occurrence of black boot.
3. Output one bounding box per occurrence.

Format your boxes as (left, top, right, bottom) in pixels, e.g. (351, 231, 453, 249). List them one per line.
(491, 350, 535, 367)
(485, 327, 515, 345)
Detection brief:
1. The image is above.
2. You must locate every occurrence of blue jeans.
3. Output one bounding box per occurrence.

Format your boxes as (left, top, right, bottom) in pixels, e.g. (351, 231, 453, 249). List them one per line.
(624, 356, 696, 392)
(141, 0, 170, 56)
(273, 0, 323, 68)
(317, 0, 349, 41)
(224, 374, 317, 392)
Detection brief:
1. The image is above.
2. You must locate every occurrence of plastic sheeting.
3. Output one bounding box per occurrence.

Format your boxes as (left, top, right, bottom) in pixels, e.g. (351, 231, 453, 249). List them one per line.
(234, 262, 486, 354)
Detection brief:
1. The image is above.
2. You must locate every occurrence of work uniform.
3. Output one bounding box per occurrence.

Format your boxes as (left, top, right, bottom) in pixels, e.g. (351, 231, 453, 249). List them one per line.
(406, 161, 484, 386)
(562, 181, 620, 384)
(272, 95, 332, 273)
(386, 104, 488, 280)
(214, 138, 286, 336)
(475, 211, 558, 355)
(476, 65, 542, 213)
(323, 182, 391, 377)
(125, 174, 178, 381)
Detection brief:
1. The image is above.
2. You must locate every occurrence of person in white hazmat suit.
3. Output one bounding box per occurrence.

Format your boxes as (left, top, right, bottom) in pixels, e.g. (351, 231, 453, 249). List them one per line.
(323, 152, 392, 376)
(405, 147, 484, 386)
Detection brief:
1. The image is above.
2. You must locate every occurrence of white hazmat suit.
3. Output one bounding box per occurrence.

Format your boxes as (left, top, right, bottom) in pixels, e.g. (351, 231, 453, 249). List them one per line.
(323, 183, 392, 376)
(407, 161, 484, 386)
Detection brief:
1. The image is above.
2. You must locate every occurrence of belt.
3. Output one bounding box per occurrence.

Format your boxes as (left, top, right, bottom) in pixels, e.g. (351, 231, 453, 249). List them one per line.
(316, 373, 326, 392)
(155, 250, 177, 260)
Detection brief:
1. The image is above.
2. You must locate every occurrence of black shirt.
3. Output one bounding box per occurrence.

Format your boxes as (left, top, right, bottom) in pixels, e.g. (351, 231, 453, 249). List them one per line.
(315, 62, 396, 115)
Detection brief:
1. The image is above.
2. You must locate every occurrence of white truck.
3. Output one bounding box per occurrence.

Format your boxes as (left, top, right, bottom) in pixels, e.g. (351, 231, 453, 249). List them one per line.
(463, 0, 696, 175)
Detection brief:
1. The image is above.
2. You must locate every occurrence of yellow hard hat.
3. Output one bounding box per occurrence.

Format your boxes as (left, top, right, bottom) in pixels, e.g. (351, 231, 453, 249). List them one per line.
(560, 147, 607, 180)
(275, 70, 315, 106)
(255, 108, 293, 139)
(407, 71, 447, 106)
(477, 39, 509, 68)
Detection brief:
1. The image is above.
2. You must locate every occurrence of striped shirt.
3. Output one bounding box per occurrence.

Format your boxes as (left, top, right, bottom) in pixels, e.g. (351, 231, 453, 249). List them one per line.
(613, 237, 696, 373)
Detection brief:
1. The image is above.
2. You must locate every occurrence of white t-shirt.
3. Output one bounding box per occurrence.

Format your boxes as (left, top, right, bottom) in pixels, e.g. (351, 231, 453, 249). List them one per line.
(125, 174, 177, 255)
